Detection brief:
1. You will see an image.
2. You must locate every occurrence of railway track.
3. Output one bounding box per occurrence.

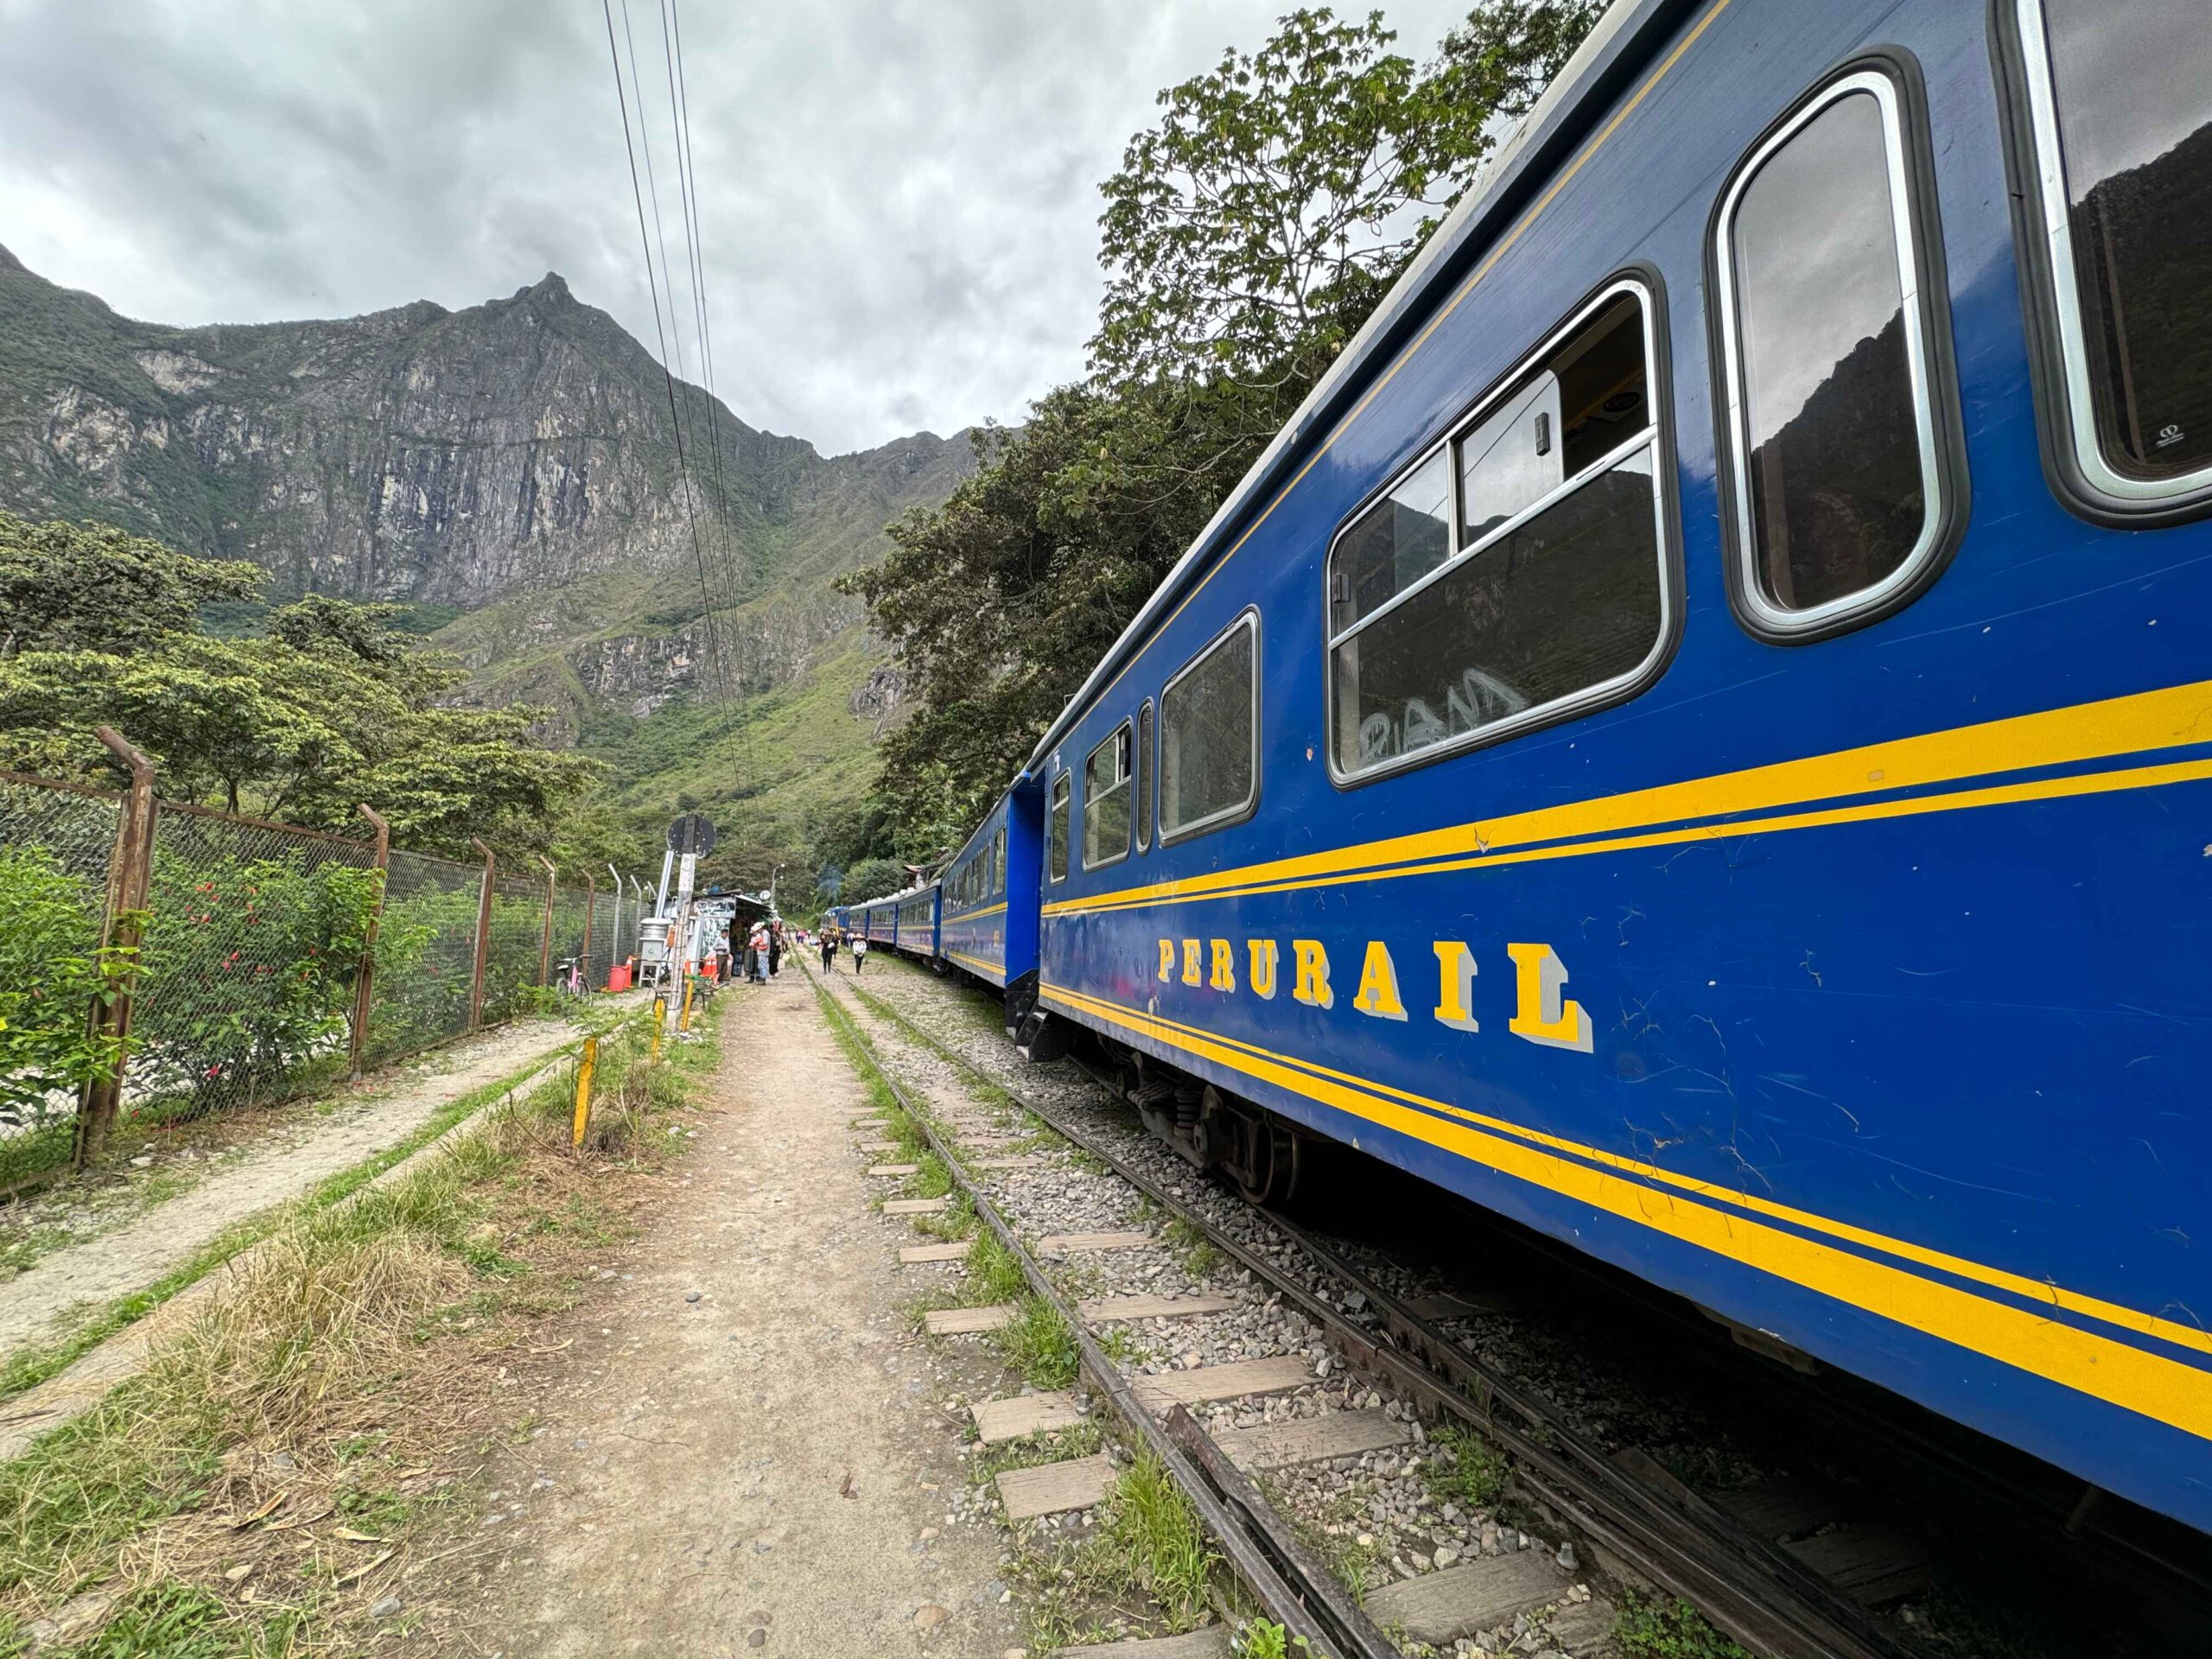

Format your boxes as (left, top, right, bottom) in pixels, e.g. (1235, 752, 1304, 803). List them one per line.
(811, 959, 1929, 1659)
(836, 958, 2212, 1659)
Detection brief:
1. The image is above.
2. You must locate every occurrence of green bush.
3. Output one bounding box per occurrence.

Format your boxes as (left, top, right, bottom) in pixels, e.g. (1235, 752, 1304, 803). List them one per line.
(0, 846, 129, 1130)
(133, 852, 383, 1113)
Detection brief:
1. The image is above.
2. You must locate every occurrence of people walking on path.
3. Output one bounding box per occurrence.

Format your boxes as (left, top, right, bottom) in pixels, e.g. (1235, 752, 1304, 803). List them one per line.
(851, 935, 868, 974)
(819, 927, 837, 971)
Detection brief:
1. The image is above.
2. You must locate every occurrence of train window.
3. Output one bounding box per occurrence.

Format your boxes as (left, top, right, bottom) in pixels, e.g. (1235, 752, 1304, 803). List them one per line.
(1160, 612, 1259, 842)
(1135, 700, 1154, 852)
(1084, 723, 1134, 871)
(1716, 67, 1954, 633)
(992, 827, 1005, 896)
(1330, 450, 1451, 634)
(1327, 284, 1667, 783)
(1047, 774, 1070, 882)
(2011, 0, 2212, 516)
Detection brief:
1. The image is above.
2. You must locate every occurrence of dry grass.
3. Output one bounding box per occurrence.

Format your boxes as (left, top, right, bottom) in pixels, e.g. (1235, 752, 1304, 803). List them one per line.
(0, 1001, 719, 1656)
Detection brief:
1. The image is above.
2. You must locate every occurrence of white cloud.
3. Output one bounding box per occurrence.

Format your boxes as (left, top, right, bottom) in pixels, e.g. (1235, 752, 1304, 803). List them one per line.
(0, 0, 1471, 454)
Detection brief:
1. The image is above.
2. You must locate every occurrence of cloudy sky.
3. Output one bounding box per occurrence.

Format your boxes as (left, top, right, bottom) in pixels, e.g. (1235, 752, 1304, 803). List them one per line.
(0, 0, 1471, 454)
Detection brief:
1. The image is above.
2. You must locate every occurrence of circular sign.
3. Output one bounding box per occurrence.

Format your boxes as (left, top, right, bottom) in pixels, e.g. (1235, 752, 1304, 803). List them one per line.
(666, 812, 717, 855)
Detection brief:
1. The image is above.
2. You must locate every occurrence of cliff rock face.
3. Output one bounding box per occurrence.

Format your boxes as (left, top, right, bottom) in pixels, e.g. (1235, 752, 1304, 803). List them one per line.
(0, 247, 970, 714)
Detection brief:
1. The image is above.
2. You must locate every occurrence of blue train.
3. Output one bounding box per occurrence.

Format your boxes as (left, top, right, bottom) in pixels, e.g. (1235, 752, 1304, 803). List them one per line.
(868, 0, 2212, 1534)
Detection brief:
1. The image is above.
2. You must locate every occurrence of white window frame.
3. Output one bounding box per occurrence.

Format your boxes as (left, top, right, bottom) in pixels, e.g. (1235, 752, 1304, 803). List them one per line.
(1046, 772, 1071, 883)
(1714, 69, 1948, 633)
(1083, 720, 1135, 872)
(2012, 0, 2212, 513)
(1159, 610, 1262, 844)
(1324, 277, 1671, 785)
(1135, 698, 1154, 853)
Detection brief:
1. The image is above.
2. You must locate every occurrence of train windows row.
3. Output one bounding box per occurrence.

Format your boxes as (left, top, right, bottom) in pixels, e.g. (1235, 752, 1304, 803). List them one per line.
(1053, 4, 2210, 858)
(949, 826, 1006, 911)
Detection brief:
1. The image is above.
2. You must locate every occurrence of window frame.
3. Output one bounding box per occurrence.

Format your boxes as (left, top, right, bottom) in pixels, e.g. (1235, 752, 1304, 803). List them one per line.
(1046, 772, 1071, 883)
(1135, 699, 1154, 854)
(1323, 273, 1677, 789)
(1710, 54, 1967, 641)
(1159, 608, 1263, 845)
(1082, 719, 1135, 872)
(1999, 0, 2212, 524)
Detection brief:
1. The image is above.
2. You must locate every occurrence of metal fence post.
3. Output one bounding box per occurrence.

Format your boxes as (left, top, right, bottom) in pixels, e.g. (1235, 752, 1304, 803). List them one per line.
(537, 855, 556, 987)
(607, 862, 622, 988)
(349, 805, 391, 1080)
(468, 837, 496, 1031)
(76, 726, 156, 1166)
(582, 867, 595, 990)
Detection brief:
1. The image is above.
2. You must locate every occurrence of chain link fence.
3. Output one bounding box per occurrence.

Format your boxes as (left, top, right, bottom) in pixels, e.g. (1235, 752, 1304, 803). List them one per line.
(0, 773, 124, 1182)
(0, 753, 634, 1185)
(481, 868, 554, 1027)
(364, 848, 485, 1068)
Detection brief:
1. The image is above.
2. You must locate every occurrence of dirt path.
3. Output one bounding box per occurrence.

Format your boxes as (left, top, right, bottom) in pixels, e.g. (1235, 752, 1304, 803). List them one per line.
(0, 1015, 598, 1359)
(486, 968, 1020, 1658)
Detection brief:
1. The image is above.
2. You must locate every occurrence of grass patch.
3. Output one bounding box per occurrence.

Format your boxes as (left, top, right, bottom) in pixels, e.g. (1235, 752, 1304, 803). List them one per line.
(907, 1150, 957, 1201)
(997, 1295, 1081, 1390)
(1614, 1594, 1751, 1659)
(973, 1421, 1106, 1483)
(1164, 1216, 1222, 1281)
(0, 1019, 623, 1408)
(966, 1230, 1027, 1305)
(1424, 1423, 1509, 1512)
(0, 1000, 710, 1653)
(1014, 1452, 1223, 1652)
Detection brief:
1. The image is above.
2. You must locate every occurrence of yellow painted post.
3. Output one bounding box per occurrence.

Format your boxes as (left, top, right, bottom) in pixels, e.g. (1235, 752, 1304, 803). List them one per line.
(679, 976, 696, 1033)
(571, 1037, 599, 1150)
(651, 995, 667, 1062)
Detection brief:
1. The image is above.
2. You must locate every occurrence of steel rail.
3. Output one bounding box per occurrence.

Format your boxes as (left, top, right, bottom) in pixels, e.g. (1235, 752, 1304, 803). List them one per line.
(844, 976, 1909, 1659)
(806, 967, 1396, 1659)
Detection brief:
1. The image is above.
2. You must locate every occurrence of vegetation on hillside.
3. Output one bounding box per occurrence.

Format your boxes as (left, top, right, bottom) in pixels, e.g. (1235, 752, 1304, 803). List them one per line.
(0, 512, 614, 865)
(842, 1, 1602, 847)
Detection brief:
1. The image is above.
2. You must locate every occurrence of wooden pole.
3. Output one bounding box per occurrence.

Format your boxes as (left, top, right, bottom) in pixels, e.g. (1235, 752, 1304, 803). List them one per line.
(77, 726, 156, 1167)
(537, 855, 556, 988)
(467, 838, 496, 1031)
(348, 805, 391, 1080)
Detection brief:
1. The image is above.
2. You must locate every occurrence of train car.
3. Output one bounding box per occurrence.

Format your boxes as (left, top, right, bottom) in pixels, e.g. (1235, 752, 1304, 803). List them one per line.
(829, 905, 851, 935)
(893, 881, 942, 963)
(850, 897, 896, 949)
(937, 787, 1045, 1001)
(1003, 0, 2212, 1534)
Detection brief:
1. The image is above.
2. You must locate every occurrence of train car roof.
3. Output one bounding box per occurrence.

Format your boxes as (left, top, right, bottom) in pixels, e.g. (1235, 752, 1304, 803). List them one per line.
(1017, 0, 1687, 784)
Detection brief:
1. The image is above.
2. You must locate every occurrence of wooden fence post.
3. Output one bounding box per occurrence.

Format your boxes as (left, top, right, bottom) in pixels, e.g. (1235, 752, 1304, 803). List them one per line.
(76, 726, 157, 1167)
(349, 805, 391, 1080)
(537, 855, 556, 987)
(468, 837, 496, 1031)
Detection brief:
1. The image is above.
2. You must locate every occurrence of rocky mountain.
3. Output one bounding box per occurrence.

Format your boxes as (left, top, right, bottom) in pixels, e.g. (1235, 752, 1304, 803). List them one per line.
(0, 246, 975, 858)
(0, 246, 968, 696)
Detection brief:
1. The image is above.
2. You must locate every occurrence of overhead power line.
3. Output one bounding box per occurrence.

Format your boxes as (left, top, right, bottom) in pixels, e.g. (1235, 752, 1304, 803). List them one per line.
(600, 0, 728, 698)
(664, 0, 743, 631)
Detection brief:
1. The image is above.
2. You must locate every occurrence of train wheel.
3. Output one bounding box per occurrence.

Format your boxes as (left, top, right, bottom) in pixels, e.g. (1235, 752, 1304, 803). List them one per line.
(1229, 1114, 1304, 1210)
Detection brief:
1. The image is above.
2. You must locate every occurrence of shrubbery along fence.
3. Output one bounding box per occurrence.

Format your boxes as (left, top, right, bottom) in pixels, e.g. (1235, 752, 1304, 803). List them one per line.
(0, 727, 646, 1185)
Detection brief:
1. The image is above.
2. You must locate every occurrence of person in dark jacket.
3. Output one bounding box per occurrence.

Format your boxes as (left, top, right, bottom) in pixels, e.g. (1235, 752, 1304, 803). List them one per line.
(819, 926, 837, 971)
(768, 922, 784, 978)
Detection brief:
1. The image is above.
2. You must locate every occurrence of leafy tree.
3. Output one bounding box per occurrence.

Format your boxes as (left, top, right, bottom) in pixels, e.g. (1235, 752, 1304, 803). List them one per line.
(844, 3, 1604, 844)
(0, 515, 606, 860)
(841, 856, 907, 905)
(0, 512, 264, 657)
(1091, 3, 1601, 391)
